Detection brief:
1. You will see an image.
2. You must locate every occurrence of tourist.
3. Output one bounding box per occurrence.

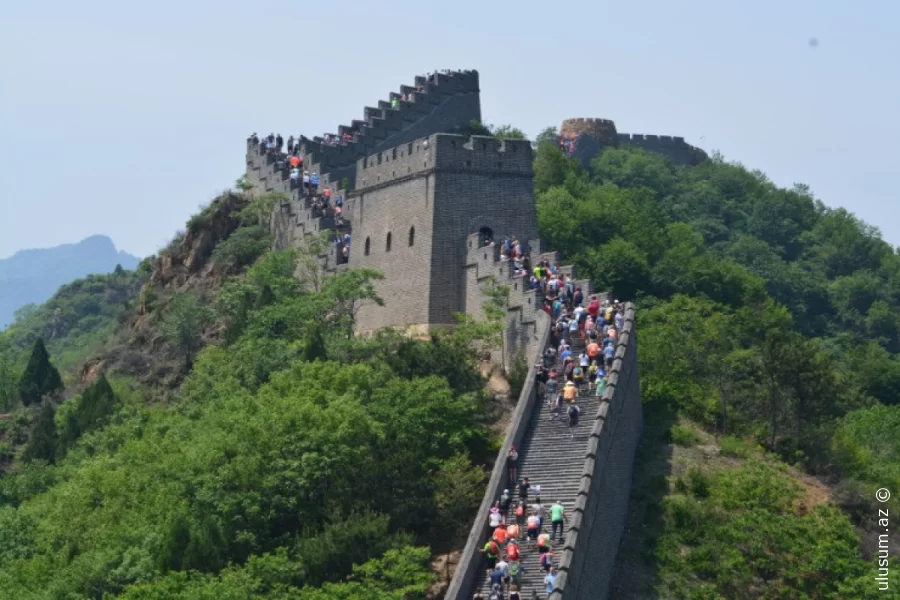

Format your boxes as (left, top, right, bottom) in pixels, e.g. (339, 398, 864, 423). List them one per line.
(544, 567, 558, 594)
(507, 446, 519, 483)
(567, 402, 581, 437)
(489, 503, 502, 532)
(499, 488, 512, 521)
(517, 478, 530, 505)
(526, 512, 540, 546)
(506, 536, 520, 561)
(537, 531, 551, 555)
(563, 381, 577, 404)
(514, 502, 526, 533)
(551, 500, 566, 543)
(509, 563, 523, 589)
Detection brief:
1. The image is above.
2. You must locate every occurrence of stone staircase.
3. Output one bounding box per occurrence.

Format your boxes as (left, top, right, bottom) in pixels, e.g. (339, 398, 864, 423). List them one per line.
(471, 335, 601, 599)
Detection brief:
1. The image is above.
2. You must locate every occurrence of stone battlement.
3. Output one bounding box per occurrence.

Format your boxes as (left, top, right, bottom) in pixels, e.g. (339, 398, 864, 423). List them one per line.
(562, 117, 707, 167)
(617, 133, 685, 144)
(253, 70, 482, 189)
(355, 134, 532, 192)
(560, 118, 619, 142)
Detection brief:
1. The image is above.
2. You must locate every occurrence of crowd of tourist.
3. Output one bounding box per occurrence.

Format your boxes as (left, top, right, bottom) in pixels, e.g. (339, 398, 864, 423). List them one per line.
(247, 132, 350, 264)
(476, 256, 625, 600)
(557, 135, 576, 155)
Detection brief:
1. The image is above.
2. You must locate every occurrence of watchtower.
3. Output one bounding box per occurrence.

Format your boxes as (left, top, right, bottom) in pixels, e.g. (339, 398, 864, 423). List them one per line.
(347, 133, 538, 334)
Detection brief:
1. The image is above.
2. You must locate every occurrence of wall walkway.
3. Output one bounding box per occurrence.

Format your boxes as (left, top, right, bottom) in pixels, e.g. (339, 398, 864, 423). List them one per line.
(446, 304, 642, 600)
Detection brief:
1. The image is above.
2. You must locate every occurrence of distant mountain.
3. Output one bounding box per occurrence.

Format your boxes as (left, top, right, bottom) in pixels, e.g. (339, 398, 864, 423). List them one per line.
(0, 235, 140, 329)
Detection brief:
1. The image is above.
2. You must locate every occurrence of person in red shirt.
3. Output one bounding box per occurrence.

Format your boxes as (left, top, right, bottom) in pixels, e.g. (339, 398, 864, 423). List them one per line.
(506, 539, 520, 561)
(493, 525, 509, 546)
(289, 155, 300, 168)
(587, 295, 600, 319)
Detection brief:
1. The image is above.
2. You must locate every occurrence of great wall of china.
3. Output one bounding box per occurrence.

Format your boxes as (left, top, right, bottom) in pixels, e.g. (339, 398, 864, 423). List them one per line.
(245, 69, 705, 598)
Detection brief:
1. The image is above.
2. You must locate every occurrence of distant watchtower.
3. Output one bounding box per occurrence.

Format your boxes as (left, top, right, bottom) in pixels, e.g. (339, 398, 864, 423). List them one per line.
(560, 117, 707, 167)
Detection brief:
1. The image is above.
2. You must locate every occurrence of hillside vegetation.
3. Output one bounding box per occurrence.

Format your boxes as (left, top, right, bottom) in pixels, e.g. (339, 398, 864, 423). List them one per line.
(0, 131, 896, 598)
(532, 134, 899, 596)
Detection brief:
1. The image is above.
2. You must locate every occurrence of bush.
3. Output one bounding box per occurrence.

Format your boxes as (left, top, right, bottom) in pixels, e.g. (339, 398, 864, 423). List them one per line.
(508, 350, 529, 399)
(211, 225, 271, 269)
(670, 424, 701, 446)
(718, 435, 750, 458)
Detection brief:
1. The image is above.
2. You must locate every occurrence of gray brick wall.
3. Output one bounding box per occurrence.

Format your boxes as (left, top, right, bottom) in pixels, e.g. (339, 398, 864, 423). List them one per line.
(350, 175, 435, 333)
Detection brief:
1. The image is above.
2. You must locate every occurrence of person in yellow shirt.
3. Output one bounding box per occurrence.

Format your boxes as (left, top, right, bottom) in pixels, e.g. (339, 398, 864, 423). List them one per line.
(563, 381, 578, 403)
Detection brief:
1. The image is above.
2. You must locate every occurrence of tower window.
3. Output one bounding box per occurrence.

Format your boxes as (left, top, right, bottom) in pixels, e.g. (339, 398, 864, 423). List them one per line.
(479, 226, 494, 247)
(365, 237, 371, 256)
(386, 232, 392, 252)
(408, 226, 415, 246)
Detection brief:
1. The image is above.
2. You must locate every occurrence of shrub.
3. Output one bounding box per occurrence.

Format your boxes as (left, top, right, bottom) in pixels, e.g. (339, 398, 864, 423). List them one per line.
(670, 424, 701, 446)
(211, 225, 270, 269)
(508, 350, 529, 399)
(718, 435, 749, 458)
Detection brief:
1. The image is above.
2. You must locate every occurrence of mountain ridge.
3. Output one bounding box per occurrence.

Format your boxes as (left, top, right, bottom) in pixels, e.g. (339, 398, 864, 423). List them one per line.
(0, 235, 141, 329)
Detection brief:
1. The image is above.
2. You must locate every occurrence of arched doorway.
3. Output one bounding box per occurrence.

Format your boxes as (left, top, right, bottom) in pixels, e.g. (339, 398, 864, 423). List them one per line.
(478, 226, 494, 247)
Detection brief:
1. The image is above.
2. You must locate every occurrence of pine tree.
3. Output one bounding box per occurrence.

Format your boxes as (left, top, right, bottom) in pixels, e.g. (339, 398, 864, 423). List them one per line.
(300, 324, 327, 362)
(58, 374, 117, 453)
(23, 401, 57, 463)
(18, 339, 63, 406)
(77, 374, 116, 432)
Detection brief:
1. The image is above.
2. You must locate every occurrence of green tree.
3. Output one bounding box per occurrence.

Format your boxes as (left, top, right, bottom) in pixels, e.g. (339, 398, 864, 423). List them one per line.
(432, 453, 484, 578)
(17, 338, 63, 406)
(321, 268, 385, 335)
(299, 323, 328, 362)
(0, 349, 18, 411)
(489, 124, 527, 140)
(238, 192, 287, 234)
(161, 293, 215, 369)
(58, 373, 118, 452)
(234, 175, 254, 193)
(22, 401, 57, 463)
(210, 224, 271, 269)
(585, 237, 650, 301)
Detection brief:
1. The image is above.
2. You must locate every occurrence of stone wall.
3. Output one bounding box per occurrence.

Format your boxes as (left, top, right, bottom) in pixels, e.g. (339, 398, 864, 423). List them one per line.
(560, 117, 618, 144)
(618, 133, 707, 166)
(560, 118, 707, 167)
(461, 233, 592, 369)
(349, 174, 436, 335)
(550, 303, 643, 600)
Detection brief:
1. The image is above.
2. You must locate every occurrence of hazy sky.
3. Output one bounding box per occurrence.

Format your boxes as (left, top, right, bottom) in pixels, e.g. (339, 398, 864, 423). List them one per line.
(1, 1, 898, 259)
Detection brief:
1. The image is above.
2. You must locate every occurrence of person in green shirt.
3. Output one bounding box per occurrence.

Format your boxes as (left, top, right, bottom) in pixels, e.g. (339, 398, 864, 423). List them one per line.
(550, 500, 566, 543)
(595, 375, 607, 396)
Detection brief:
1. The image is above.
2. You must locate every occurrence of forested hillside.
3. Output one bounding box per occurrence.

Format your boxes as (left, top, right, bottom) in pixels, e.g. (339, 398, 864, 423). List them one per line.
(0, 131, 896, 598)
(531, 133, 899, 597)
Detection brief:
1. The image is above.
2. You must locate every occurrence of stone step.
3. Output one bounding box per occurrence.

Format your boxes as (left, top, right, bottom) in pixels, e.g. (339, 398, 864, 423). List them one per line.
(469, 352, 603, 598)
